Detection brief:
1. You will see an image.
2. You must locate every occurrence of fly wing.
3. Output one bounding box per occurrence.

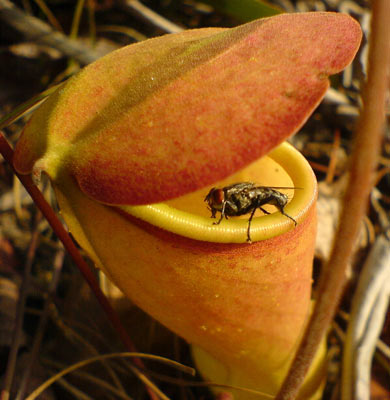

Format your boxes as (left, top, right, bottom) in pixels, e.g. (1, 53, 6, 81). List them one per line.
(223, 182, 255, 195)
(254, 186, 303, 190)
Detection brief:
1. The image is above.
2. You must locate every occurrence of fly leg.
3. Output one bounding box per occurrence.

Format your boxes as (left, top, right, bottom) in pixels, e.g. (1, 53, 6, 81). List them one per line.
(246, 207, 258, 242)
(259, 207, 270, 215)
(273, 196, 297, 226)
(280, 206, 297, 226)
(213, 201, 226, 225)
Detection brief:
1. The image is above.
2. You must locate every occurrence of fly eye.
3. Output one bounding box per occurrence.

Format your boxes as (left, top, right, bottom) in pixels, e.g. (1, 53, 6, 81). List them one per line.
(212, 189, 224, 204)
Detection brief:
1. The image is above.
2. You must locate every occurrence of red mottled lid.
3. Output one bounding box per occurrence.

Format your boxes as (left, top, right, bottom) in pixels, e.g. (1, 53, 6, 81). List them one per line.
(13, 12, 362, 205)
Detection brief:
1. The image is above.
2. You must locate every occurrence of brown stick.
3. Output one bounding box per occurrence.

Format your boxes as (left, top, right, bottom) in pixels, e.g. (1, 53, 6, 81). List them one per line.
(0, 133, 160, 400)
(276, 1, 390, 399)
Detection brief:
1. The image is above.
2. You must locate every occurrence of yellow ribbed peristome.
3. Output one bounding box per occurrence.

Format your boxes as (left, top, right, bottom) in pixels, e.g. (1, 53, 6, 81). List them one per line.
(121, 142, 317, 243)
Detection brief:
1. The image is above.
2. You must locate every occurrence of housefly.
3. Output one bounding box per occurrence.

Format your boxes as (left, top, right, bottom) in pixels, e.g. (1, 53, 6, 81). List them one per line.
(204, 182, 299, 242)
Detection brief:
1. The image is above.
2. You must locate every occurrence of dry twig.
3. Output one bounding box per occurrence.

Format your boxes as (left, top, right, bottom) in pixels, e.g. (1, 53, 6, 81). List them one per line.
(0, 0, 103, 64)
(276, 1, 390, 398)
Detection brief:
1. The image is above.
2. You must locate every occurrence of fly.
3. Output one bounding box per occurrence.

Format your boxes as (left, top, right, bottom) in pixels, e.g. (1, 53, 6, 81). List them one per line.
(204, 182, 300, 242)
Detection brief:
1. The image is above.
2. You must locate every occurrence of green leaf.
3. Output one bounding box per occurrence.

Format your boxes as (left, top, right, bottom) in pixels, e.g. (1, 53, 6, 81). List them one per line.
(203, 0, 282, 22)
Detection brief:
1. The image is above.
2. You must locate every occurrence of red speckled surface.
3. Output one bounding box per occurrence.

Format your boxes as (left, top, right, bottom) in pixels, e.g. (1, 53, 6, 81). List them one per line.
(13, 13, 361, 205)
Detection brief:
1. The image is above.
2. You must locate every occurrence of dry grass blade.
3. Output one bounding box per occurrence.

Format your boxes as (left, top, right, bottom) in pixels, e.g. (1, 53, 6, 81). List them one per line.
(342, 234, 390, 399)
(33, 0, 63, 32)
(25, 352, 195, 400)
(0, 83, 63, 130)
(42, 358, 133, 400)
(119, 0, 183, 33)
(14, 247, 65, 400)
(0, 215, 41, 400)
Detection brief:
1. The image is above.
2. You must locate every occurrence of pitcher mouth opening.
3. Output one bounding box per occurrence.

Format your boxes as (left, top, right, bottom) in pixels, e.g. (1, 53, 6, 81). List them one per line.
(120, 142, 317, 243)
